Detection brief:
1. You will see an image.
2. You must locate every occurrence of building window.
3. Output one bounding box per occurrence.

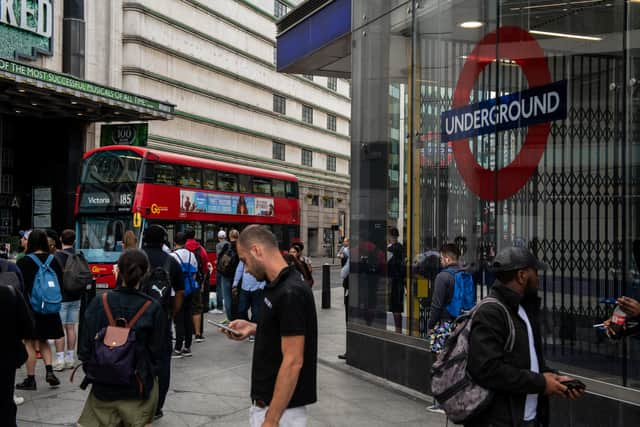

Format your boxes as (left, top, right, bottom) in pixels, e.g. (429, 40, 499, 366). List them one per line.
(273, 141, 285, 161)
(310, 195, 319, 206)
(302, 149, 313, 166)
(303, 74, 314, 81)
(327, 155, 336, 172)
(327, 77, 337, 91)
(2, 147, 14, 169)
(323, 197, 334, 209)
(273, 94, 286, 114)
(327, 114, 337, 131)
(274, 0, 287, 18)
(1, 175, 13, 194)
(302, 105, 313, 124)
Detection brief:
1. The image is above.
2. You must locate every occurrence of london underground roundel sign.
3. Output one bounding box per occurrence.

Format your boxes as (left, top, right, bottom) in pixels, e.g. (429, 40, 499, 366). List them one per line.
(443, 26, 567, 201)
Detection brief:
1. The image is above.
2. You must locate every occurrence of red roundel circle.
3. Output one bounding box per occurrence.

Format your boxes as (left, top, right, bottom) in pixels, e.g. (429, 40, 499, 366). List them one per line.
(451, 26, 552, 201)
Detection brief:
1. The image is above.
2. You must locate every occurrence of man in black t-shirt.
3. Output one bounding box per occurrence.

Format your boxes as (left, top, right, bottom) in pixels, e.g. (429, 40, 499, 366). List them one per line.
(141, 225, 184, 420)
(224, 225, 317, 427)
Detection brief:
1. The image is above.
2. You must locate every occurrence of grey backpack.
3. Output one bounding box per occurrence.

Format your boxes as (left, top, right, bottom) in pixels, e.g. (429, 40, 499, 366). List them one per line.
(430, 297, 516, 424)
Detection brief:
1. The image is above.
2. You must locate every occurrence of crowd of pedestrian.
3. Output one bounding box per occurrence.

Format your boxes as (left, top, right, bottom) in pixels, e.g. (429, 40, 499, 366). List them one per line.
(4, 219, 640, 427)
(1, 224, 321, 426)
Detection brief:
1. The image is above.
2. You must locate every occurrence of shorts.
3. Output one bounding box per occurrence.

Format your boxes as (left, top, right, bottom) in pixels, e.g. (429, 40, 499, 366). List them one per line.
(59, 300, 81, 324)
(191, 288, 204, 314)
(78, 379, 158, 427)
(250, 404, 307, 427)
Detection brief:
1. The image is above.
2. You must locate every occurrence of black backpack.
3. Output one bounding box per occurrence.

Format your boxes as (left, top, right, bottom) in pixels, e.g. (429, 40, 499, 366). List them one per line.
(58, 250, 93, 300)
(217, 244, 239, 278)
(141, 257, 172, 315)
(190, 245, 206, 286)
(0, 260, 22, 292)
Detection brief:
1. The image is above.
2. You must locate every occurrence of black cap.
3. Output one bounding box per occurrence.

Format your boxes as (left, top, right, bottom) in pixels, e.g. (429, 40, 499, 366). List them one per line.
(490, 247, 548, 273)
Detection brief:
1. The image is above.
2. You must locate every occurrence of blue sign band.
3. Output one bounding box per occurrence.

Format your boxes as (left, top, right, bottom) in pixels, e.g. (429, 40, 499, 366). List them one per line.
(441, 80, 567, 143)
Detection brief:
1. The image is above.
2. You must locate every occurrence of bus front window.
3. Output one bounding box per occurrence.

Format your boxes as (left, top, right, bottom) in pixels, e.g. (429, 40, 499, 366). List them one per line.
(78, 216, 135, 263)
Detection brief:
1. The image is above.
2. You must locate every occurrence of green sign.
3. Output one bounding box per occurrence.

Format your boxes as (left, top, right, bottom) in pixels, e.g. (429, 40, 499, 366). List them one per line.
(0, 0, 53, 60)
(101, 124, 149, 147)
(0, 57, 174, 113)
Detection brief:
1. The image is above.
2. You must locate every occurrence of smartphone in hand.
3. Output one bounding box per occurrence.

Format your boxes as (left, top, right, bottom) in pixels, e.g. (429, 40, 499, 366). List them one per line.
(207, 320, 241, 337)
(561, 379, 586, 391)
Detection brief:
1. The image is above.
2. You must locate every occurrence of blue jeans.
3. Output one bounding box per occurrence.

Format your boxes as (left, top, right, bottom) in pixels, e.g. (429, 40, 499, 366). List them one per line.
(239, 288, 263, 323)
(220, 276, 233, 320)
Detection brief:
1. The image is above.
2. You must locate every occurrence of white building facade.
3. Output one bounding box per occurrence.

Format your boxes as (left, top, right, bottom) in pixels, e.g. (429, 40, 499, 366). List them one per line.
(87, 0, 352, 256)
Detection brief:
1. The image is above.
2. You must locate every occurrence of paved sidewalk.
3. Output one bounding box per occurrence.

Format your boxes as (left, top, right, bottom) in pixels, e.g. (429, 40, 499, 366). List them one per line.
(15, 288, 445, 426)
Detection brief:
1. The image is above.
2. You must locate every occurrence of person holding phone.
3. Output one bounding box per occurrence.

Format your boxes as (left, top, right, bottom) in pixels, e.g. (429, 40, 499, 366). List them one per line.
(221, 225, 318, 427)
(465, 247, 584, 427)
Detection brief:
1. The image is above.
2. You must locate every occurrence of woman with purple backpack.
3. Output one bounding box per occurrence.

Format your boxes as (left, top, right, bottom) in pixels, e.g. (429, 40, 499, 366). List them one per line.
(77, 249, 165, 426)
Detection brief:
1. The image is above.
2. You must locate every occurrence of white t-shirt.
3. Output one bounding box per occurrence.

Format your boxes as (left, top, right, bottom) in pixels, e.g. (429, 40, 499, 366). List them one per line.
(517, 305, 540, 422)
(171, 248, 198, 296)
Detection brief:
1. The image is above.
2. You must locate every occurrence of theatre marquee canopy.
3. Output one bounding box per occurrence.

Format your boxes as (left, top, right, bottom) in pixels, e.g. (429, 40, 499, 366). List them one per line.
(0, 58, 174, 121)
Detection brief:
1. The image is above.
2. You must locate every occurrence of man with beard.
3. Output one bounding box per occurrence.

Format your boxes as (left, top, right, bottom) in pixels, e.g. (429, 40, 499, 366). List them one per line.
(465, 247, 583, 427)
(223, 225, 318, 427)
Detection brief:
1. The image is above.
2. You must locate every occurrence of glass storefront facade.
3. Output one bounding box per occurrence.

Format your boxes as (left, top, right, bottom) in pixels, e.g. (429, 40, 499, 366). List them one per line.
(350, 0, 640, 397)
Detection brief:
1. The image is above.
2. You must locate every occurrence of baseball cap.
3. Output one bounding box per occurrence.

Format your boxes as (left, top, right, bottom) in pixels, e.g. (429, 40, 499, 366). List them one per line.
(217, 230, 226, 239)
(490, 247, 548, 273)
(19, 230, 32, 240)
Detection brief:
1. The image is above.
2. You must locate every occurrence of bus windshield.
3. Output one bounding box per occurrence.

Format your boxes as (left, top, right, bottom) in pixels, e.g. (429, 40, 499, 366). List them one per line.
(81, 150, 142, 184)
(77, 215, 134, 264)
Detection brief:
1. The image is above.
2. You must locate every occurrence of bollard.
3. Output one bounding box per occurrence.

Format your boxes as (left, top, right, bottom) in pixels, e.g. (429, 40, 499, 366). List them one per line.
(322, 263, 331, 309)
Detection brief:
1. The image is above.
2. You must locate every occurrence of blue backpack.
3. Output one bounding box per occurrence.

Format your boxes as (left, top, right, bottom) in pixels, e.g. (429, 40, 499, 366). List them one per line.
(175, 251, 199, 296)
(444, 267, 475, 318)
(28, 254, 62, 314)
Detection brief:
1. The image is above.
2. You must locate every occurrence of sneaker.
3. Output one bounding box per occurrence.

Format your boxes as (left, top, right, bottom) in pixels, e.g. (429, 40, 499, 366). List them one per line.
(171, 350, 183, 359)
(337, 353, 347, 360)
(153, 410, 164, 421)
(426, 404, 445, 414)
(209, 309, 224, 314)
(65, 357, 76, 369)
(53, 360, 65, 372)
(15, 377, 36, 391)
(181, 348, 193, 357)
(195, 335, 205, 343)
(45, 371, 60, 387)
(14, 395, 25, 406)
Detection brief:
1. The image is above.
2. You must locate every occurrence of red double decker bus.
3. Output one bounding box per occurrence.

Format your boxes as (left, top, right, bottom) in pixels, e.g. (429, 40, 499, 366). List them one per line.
(75, 145, 300, 289)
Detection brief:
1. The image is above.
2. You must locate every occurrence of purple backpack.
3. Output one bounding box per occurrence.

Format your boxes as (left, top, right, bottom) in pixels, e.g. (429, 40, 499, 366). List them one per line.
(80, 292, 151, 396)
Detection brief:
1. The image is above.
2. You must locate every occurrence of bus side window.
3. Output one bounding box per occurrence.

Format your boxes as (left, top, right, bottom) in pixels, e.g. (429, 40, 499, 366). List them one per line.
(273, 180, 286, 197)
(204, 170, 217, 190)
(153, 164, 176, 185)
(285, 181, 298, 198)
(238, 174, 250, 193)
(177, 166, 202, 188)
(142, 161, 156, 183)
(218, 173, 238, 192)
(252, 178, 272, 195)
